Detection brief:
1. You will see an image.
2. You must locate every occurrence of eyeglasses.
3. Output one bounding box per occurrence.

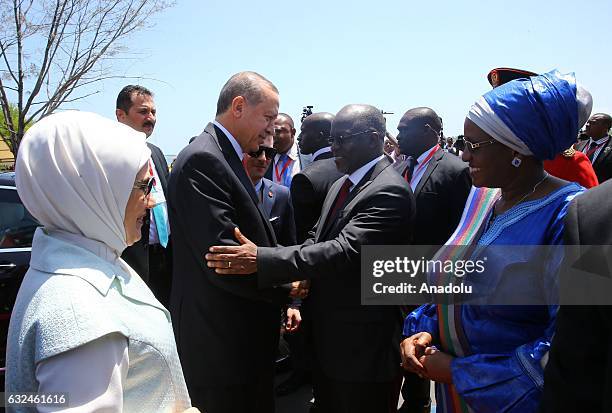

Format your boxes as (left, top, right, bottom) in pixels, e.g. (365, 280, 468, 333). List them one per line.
(133, 177, 155, 196)
(328, 130, 375, 145)
(248, 145, 277, 160)
(461, 138, 497, 152)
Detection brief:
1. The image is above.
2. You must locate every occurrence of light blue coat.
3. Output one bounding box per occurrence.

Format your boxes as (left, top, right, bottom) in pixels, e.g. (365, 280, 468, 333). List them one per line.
(6, 229, 191, 412)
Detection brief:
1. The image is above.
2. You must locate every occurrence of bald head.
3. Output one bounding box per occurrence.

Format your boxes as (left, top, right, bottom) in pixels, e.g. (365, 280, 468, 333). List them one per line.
(397, 107, 442, 157)
(331, 104, 385, 174)
(302, 112, 334, 130)
(335, 104, 386, 137)
(299, 112, 335, 154)
(400, 107, 442, 131)
(585, 113, 612, 139)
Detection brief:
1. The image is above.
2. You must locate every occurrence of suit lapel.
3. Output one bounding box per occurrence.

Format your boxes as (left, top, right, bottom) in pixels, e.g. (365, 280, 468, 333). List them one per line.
(593, 137, 612, 168)
(414, 150, 442, 197)
(207, 123, 277, 244)
(318, 157, 391, 240)
(393, 158, 409, 177)
(315, 175, 346, 240)
(262, 179, 274, 217)
(147, 143, 169, 193)
(576, 140, 589, 153)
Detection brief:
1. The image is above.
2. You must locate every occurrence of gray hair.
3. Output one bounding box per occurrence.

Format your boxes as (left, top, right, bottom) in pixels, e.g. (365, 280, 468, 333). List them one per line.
(216, 71, 278, 116)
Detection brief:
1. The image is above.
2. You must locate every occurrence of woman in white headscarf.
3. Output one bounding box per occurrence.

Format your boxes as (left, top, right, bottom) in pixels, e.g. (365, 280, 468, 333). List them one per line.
(5, 111, 196, 412)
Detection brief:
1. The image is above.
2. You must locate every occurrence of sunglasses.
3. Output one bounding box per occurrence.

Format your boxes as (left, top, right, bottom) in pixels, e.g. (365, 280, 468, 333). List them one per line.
(460, 137, 497, 152)
(248, 145, 277, 160)
(328, 130, 376, 146)
(133, 177, 155, 196)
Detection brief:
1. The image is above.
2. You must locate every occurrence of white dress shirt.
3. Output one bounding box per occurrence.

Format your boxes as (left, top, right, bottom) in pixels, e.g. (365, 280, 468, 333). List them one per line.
(410, 145, 440, 191)
(585, 135, 610, 162)
(272, 143, 302, 185)
(213, 120, 244, 160)
(346, 155, 385, 191)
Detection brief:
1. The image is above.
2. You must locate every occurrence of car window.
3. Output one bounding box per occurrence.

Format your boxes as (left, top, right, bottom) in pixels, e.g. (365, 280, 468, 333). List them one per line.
(0, 188, 39, 248)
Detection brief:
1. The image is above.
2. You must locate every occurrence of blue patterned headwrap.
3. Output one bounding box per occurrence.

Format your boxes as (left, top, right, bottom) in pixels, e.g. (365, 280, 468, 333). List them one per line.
(467, 70, 590, 161)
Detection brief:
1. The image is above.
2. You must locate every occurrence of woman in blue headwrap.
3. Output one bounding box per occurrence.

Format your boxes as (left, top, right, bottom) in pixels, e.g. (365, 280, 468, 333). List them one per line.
(400, 70, 593, 413)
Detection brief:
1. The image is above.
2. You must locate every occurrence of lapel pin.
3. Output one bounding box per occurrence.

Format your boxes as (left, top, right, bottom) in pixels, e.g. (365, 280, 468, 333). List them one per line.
(268, 191, 273, 198)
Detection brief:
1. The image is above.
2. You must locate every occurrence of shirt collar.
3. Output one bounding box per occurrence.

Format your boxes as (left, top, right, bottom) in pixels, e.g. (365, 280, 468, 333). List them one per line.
(275, 143, 299, 164)
(30, 228, 168, 314)
(213, 120, 244, 161)
(590, 135, 610, 146)
(286, 143, 299, 160)
(254, 179, 263, 193)
(347, 155, 385, 189)
(313, 146, 332, 160)
(416, 144, 440, 164)
(29, 228, 122, 296)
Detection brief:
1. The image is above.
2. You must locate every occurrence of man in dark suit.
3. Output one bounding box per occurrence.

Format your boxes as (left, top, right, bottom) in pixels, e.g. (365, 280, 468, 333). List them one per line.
(575, 113, 612, 183)
(168, 72, 292, 413)
(206, 104, 416, 413)
(291, 112, 344, 244)
(394, 107, 471, 413)
(116, 85, 172, 306)
(244, 133, 296, 247)
(395, 107, 471, 246)
(540, 179, 612, 413)
(277, 112, 343, 397)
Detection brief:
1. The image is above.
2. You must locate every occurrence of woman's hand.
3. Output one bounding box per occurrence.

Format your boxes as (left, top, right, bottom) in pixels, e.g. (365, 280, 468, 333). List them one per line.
(420, 346, 454, 384)
(400, 332, 433, 376)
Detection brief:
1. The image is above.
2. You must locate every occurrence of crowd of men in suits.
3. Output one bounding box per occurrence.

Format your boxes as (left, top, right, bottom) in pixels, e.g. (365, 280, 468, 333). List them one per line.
(113, 70, 612, 413)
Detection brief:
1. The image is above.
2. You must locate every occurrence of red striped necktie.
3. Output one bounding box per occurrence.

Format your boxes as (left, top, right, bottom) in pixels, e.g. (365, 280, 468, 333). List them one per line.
(403, 156, 418, 182)
(585, 141, 602, 162)
(328, 178, 352, 220)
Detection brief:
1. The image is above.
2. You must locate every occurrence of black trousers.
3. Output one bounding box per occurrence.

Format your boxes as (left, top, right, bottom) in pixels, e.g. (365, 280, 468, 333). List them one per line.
(399, 371, 431, 412)
(148, 243, 172, 307)
(313, 363, 400, 413)
(189, 381, 275, 413)
(398, 305, 431, 412)
(284, 307, 313, 372)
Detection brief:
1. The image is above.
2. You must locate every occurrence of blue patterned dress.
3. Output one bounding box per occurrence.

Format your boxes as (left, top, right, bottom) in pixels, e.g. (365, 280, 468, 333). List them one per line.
(404, 183, 583, 413)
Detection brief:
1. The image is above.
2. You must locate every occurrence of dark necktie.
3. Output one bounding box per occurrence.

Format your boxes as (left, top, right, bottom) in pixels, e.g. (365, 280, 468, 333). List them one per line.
(403, 156, 418, 182)
(328, 178, 352, 221)
(585, 141, 601, 162)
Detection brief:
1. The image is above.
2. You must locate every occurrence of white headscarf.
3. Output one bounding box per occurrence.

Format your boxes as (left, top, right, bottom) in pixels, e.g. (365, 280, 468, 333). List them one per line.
(15, 111, 151, 255)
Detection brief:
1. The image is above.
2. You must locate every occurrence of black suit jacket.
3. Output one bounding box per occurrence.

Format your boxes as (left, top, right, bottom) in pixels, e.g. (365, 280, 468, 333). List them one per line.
(121, 142, 170, 282)
(168, 123, 288, 390)
(258, 157, 415, 382)
(541, 180, 612, 413)
(260, 178, 296, 246)
(394, 149, 471, 246)
(290, 155, 344, 243)
(576, 136, 612, 183)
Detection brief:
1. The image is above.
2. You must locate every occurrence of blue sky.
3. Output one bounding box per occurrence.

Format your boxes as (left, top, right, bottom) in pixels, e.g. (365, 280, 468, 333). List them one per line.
(71, 0, 612, 157)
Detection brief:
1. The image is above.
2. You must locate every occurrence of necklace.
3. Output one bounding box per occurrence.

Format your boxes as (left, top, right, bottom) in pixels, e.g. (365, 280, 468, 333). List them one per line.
(492, 172, 550, 218)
